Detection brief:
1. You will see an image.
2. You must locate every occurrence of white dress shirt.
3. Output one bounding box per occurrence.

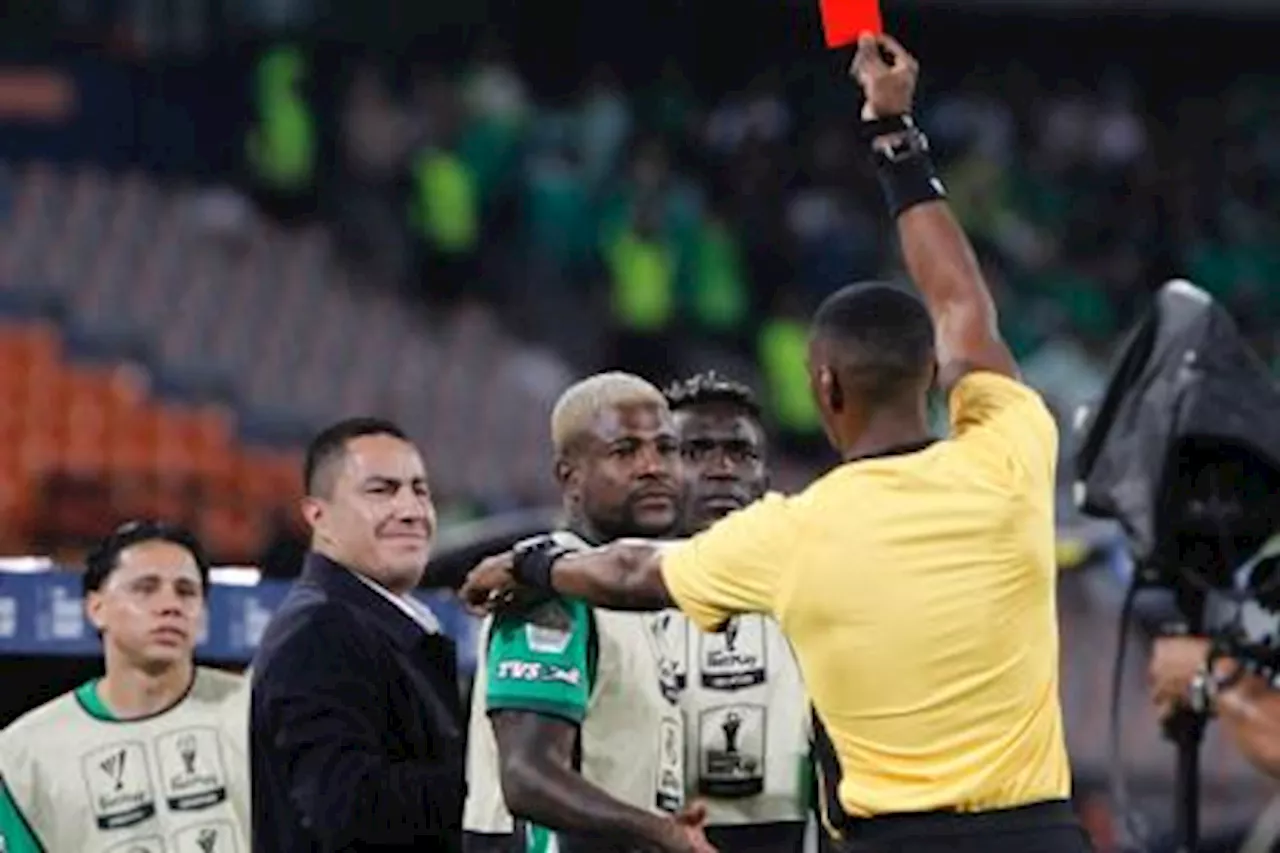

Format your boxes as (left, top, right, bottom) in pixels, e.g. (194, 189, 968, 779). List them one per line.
(350, 569, 441, 634)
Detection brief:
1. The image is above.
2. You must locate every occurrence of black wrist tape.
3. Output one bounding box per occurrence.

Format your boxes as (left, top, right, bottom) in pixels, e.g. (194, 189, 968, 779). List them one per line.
(875, 152, 946, 219)
(512, 541, 567, 591)
(858, 114, 914, 141)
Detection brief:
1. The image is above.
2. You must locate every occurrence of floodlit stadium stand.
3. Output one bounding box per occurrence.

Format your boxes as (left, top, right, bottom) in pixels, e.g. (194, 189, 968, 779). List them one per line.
(0, 162, 575, 560)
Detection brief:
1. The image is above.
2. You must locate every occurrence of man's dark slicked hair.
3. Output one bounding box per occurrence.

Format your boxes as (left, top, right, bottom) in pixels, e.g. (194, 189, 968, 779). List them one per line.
(304, 416, 409, 496)
(84, 520, 209, 597)
(664, 371, 761, 419)
(811, 282, 936, 405)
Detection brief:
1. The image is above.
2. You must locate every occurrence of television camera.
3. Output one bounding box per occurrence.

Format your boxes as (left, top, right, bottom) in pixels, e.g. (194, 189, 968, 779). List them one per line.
(1075, 280, 1280, 852)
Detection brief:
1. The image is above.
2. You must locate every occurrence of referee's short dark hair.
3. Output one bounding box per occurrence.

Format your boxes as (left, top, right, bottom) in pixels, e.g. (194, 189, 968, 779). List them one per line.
(811, 282, 936, 405)
(84, 520, 210, 597)
(665, 372, 762, 420)
(304, 416, 409, 498)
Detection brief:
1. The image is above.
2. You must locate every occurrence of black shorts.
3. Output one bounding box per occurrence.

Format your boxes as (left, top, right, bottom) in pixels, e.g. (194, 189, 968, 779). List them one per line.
(825, 800, 1094, 853)
(706, 820, 807, 852)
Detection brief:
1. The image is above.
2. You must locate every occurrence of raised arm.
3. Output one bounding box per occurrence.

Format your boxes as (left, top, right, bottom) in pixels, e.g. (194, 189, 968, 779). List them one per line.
(854, 34, 1018, 390)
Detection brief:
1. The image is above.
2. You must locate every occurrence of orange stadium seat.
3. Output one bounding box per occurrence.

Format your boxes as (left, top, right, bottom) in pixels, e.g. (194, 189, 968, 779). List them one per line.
(0, 322, 303, 559)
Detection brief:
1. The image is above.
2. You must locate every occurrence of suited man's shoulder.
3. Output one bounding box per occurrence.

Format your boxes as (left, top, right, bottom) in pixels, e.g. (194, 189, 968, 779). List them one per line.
(252, 583, 367, 677)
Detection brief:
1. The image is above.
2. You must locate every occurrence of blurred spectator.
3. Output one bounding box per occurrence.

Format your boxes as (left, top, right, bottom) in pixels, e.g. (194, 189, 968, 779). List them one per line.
(602, 197, 678, 381)
(458, 37, 529, 213)
(575, 64, 633, 191)
(685, 197, 751, 354)
(756, 290, 825, 459)
(245, 45, 318, 223)
(333, 63, 412, 288)
(408, 68, 482, 309)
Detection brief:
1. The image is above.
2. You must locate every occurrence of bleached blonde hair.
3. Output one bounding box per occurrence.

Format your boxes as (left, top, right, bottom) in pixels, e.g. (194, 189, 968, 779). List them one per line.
(551, 372, 669, 456)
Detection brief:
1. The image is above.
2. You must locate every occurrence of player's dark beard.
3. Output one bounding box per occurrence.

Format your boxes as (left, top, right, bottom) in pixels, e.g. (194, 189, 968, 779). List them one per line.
(577, 494, 676, 544)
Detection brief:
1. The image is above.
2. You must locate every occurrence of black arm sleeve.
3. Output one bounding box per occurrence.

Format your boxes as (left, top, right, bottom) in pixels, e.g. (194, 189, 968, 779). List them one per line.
(257, 607, 461, 847)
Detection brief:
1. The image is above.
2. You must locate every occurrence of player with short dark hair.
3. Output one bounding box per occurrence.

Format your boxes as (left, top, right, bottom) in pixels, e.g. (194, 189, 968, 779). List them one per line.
(303, 415, 410, 497)
(0, 521, 250, 853)
(464, 35, 1087, 853)
(82, 519, 212, 595)
(252, 415, 465, 853)
(664, 372, 814, 852)
(665, 372, 767, 534)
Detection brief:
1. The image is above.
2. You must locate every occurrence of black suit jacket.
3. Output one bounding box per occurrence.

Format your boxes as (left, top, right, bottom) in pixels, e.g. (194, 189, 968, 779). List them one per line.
(250, 553, 466, 852)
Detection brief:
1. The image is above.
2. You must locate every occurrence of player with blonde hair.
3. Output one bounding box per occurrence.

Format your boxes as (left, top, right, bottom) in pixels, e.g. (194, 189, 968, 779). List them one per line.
(464, 372, 714, 853)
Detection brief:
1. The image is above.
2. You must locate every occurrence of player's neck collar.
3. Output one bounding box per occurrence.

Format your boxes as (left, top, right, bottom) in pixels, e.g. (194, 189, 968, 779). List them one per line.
(844, 437, 938, 464)
(75, 671, 197, 724)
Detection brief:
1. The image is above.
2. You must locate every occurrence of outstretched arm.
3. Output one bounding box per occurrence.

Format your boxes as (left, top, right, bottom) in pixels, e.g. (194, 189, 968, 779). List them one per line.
(547, 541, 675, 611)
(464, 496, 795, 633)
(853, 34, 1018, 390)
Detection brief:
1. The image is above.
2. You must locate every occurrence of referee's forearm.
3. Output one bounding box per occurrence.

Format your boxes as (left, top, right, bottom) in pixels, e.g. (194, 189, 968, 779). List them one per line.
(550, 543, 673, 611)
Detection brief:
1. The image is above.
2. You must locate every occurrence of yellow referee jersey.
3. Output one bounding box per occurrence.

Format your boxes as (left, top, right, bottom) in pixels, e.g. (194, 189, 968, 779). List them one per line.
(660, 371, 1070, 822)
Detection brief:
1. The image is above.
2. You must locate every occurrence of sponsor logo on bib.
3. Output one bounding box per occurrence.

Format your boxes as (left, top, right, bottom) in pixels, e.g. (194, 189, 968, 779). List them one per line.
(699, 616, 766, 690)
(174, 819, 240, 853)
(82, 742, 157, 830)
(155, 728, 228, 812)
(495, 660, 582, 685)
(698, 705, 766, 798)
(649, 611, 688, 703)
(655, 716, 685, 813)
(525, 601, 574, 654)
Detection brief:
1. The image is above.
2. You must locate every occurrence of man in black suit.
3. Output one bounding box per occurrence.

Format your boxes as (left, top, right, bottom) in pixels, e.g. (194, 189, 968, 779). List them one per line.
(250, 417, 465, 852)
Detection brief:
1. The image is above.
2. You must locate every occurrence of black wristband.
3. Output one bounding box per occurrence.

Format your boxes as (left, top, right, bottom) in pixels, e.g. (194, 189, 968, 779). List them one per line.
(858, 114, 915, 142)
(874, 150, 946, 219)
(511, 540, 570, 591)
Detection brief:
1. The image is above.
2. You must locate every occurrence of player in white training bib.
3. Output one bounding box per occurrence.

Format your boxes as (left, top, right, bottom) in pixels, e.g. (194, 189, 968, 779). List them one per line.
(664, 373, 813, 852)
(0, 521, 250, 853)
(463, 373, 712, 853)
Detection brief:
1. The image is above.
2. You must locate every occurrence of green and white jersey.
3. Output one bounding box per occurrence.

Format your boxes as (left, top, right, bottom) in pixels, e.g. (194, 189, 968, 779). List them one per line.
(651, 609, 812, 826)
(0, 667, 250, 853)
(464, 538, 684, 851)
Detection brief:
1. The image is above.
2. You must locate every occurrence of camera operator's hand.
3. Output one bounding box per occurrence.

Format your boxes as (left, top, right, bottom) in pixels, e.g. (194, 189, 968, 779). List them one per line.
(1148, 636, 1209, 715)
(1147, 636, 1240, 718)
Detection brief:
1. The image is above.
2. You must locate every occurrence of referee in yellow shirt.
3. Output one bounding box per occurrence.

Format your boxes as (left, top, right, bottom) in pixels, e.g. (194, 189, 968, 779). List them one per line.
(464, 35, 1087, 853)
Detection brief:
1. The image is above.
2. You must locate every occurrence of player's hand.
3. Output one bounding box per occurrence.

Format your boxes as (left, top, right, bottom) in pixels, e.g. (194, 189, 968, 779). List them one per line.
(850, 33, 919, 120)
(460, 551, 519, 615)
(657, 801, 718, 853)
(1148, 636, 1210, 714)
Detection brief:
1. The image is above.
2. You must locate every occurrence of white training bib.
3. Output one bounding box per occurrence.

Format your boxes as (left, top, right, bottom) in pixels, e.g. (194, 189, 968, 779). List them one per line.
(652, 610, 811, 826)
(0, 667, 250, 853)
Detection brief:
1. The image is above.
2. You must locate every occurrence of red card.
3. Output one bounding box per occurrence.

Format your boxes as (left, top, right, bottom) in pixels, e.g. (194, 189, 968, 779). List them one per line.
(819, 0, 883, 48)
